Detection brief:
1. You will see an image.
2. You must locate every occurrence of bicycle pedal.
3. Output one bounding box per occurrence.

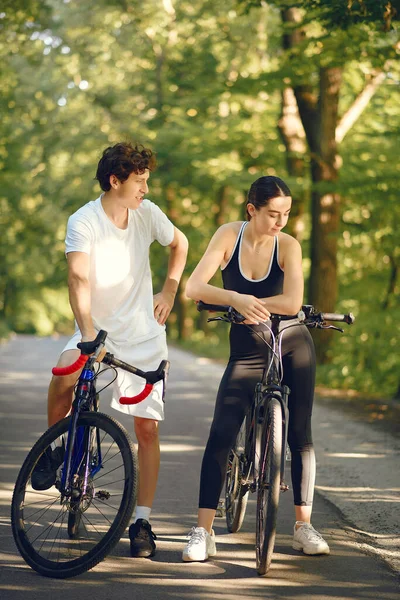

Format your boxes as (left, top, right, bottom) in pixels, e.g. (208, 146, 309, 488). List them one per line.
(215, 500, 226, 517)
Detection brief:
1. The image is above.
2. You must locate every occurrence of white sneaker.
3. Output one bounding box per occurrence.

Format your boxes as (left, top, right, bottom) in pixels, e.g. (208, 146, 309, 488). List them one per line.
(182, 527, 217, 562)
(292, 522, 330, 555)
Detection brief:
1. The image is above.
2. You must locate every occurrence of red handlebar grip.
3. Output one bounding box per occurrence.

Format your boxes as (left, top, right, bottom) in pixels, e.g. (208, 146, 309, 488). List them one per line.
(52, 354, 89, 376)
(119, 383, 154, 405)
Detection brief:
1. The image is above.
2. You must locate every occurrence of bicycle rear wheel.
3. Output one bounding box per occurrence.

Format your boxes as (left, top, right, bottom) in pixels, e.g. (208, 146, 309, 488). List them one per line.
(225, 417, 250, 533)
(11, 412, 137, 578)
(256, 397, 282, 576)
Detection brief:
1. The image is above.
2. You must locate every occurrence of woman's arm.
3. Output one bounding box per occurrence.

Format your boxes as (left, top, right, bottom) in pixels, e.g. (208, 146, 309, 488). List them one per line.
(186, 225, 271, 323)
(261, 236, 304, 315)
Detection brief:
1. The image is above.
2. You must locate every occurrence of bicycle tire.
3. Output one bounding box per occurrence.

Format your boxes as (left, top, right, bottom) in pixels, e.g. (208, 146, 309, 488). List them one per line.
(225, 417, 249, 533)
(256, 397, 282, 576)
(11, 412, 137, 579)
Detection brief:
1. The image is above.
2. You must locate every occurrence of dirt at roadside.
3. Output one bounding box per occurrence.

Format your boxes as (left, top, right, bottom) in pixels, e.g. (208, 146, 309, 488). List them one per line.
(315, 386, 400, 437)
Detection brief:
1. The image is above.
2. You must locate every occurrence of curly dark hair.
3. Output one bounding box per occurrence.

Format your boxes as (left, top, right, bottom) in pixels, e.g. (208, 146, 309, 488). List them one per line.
(95, 142, 156, 191)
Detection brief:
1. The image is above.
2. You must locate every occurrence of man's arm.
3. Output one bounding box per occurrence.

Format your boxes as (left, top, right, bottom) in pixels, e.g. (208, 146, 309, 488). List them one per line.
(153, 226, 189, 325)
(67, 251, 96, 341)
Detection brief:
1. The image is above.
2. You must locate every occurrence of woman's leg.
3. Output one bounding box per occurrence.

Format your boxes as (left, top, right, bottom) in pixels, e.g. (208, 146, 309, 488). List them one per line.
(282, 325, 316, 512)
(282, 326, 329, 554)
(184, 324, 276, 562)
(183, 357, 259, 562)
(197, 359, 255, 530)
(197, 509, 217, 533)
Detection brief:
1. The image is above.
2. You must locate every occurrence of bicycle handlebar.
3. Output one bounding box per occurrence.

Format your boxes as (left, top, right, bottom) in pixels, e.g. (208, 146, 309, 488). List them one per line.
(52, 354, 90, 376)
(197, 301, 298, 323)
(197, 300, 355, 326)
(197, 301, 231, 313)
(52, 331, 108, 376)
(300, 305, 355, 325)
(316, 312, 355, 325)
(51, 330, 169, 405)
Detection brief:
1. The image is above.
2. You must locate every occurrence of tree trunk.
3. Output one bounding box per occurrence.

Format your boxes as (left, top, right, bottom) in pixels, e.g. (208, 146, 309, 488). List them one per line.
(279, 9, 307, 241)
(382, 255, 398, 309)
(280, 7, 388, 362)
(175, 276, 192, 341)
(214, 185, 230, 228)
(306, 66, 342, 361)
(164, 183, 189, 340)
(2, 278, 17, 321)
(278, 86, 307, 241)
(281, 7, 342, 360)
(197, 303, 209, 332)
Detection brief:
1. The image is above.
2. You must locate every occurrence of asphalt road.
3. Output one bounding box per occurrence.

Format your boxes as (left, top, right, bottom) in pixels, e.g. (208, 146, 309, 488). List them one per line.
(0, 335, 399, 600)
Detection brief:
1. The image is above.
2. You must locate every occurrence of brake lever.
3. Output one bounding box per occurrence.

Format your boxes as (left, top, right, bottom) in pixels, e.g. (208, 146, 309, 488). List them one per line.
(320, 324, 344, 333)
(207, 316, 231, 323)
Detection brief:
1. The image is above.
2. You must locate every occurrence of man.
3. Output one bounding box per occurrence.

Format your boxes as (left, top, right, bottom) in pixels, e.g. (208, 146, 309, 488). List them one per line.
(32, 142, 188, 558)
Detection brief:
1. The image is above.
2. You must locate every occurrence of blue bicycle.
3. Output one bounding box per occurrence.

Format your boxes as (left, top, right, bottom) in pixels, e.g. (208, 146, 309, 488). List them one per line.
(11, 330, 168, 578)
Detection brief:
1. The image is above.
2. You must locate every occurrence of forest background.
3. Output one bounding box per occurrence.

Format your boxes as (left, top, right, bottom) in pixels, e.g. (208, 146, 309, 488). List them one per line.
(1, 0, 399, 400)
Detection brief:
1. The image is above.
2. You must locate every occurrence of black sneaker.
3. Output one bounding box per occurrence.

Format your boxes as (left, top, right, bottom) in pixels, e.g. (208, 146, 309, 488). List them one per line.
(129, 519, 157, 558)
(31, 446, 65, 491)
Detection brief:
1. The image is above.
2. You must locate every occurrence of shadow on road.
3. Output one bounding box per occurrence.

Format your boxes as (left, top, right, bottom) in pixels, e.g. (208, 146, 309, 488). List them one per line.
(0, 336, 399, 599)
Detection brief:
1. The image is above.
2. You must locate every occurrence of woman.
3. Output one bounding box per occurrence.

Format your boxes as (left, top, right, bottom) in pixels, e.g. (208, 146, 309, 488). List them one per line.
(182, 176, 329, 562)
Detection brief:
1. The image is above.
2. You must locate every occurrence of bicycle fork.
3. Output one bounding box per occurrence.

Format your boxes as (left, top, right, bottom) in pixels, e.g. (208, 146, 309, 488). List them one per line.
(60, 370, 97, 501)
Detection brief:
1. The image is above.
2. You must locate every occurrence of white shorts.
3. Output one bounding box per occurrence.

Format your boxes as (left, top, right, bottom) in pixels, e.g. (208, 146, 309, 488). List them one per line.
(62, 331, 168, 421)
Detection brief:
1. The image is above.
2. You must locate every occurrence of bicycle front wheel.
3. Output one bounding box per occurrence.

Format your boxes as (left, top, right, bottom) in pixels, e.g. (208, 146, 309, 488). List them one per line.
(225, 416, 249, 533)
(11, 412, 137, 579)
(256, 397, 282, 576)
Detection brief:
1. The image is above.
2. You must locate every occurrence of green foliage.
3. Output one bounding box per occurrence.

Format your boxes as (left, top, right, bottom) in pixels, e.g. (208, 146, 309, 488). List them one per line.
(238, 0, 400, 31)
(299, 0, 400, 30)
(0, 0, 399, 397)
(316, 71, 400, 397)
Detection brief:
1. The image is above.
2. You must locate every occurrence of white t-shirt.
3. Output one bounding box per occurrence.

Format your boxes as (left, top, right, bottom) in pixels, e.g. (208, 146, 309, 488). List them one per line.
(65, 196, 174, 346)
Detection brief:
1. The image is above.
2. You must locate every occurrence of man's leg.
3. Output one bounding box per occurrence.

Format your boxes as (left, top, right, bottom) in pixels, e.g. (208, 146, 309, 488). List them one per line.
(32, 349, 80, 491)
(134, 416, 160, 507)
(128, 416, 160, 558)
(48, 349, 81, 426)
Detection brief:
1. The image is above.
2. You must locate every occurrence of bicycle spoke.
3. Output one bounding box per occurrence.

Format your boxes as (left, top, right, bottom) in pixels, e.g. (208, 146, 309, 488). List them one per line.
(12, 412, 136, 577)
(93, 466, 125, 483)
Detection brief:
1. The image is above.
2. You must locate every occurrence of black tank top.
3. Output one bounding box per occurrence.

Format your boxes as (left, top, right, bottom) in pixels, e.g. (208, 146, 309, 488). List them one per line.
(222, 222, 284, 298)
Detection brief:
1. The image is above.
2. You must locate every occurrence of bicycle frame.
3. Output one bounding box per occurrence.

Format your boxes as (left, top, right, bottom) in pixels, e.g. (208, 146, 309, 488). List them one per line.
(242, 316, 291, 494)
(60, 357, 99, 500)
(53, 331, 169, 502)
(259, 316, 291, 489)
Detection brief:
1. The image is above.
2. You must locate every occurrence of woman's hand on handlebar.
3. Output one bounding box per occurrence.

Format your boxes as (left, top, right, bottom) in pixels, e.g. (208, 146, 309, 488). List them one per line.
(231, 293, 271, 324)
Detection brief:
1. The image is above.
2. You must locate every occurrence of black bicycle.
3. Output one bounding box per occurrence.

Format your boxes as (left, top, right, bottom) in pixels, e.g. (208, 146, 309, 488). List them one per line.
(11, 330, 168, 579)
(197, 301, 354, 575)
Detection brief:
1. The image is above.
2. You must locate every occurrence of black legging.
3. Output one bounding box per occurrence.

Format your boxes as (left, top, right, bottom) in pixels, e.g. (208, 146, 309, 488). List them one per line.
(199, 321, 316, 509)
